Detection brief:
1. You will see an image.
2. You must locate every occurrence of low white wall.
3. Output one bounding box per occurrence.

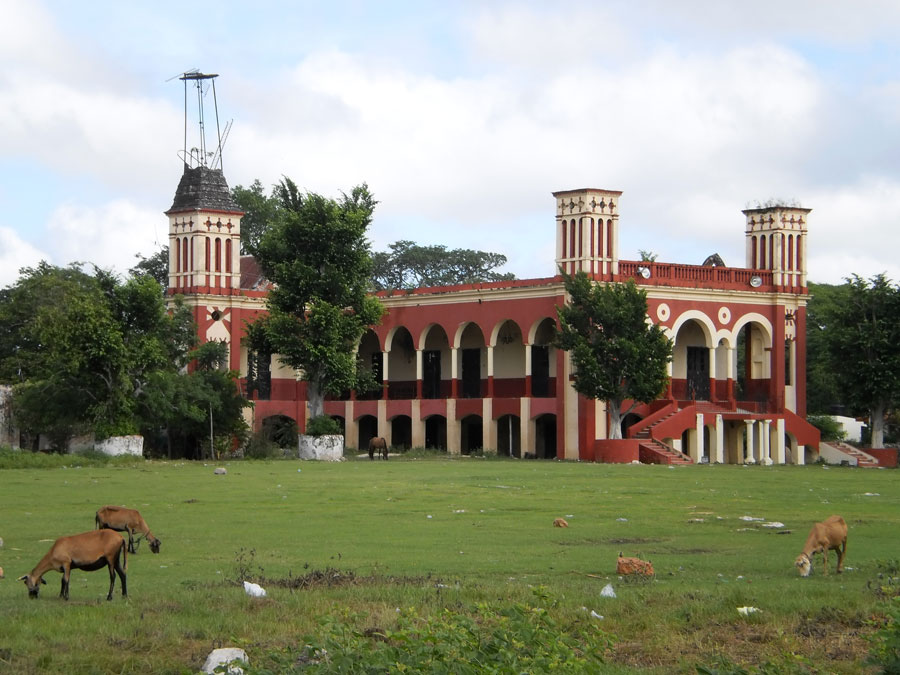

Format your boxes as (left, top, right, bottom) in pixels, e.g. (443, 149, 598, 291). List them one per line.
(298, 434, 344, 461)
(818, 442, 857, 466)
(833, 415, 866, 443)
(95, 435, 145, 457)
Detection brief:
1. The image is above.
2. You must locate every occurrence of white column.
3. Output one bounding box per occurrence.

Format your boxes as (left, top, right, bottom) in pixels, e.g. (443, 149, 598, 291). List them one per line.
(713, 414, 724, 464)
(744, 420, 755, 464)
(775, 418, 786, 464)
(693, 413, 704, 462)
(760, 419, 772, 465)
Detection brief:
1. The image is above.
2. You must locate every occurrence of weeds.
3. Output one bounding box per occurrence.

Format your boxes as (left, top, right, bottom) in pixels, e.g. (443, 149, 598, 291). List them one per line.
(248, 587, 615, 674)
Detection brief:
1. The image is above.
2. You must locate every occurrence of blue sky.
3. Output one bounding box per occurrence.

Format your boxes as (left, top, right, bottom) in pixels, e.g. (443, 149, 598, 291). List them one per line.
(3, 0, 900, 286)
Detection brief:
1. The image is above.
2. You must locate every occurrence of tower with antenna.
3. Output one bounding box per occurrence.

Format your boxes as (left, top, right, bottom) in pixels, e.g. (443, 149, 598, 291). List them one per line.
(165, 71, 244, 360)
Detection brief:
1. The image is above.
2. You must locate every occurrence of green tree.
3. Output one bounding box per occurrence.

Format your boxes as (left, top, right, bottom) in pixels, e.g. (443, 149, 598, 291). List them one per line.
(250, 181, 383, 419)
(806, 281, 848, 414)
(0, 263, 248, 454)
(371, 240, 515, 291)
(232, 179, 282, 258)
(129, 247, 169, 289)
(823, 273, 900, 448)
(554, 271, 672, 439)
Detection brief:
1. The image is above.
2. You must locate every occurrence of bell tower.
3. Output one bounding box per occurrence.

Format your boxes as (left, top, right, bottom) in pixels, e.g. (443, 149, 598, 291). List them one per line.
(166, 71, 242, 298)
(552, 188, 622, 279)
(743, 203, 810, 289)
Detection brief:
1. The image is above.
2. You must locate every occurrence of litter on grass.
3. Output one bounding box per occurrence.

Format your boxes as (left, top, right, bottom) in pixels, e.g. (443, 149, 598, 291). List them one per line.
(600, 584, 616, 598)
(737, 606, 760, 616)
(243, 581, 267, 598)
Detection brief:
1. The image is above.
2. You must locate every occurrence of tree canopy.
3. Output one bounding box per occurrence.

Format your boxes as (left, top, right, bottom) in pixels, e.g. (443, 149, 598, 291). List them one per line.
(554, 271, 672, 439)
(819, 273, 900, 448)
(805, 281, 848, 415)
(0, 263, 248, 455)
(371, 240, 515, 291)
(248, 180, 384, 420)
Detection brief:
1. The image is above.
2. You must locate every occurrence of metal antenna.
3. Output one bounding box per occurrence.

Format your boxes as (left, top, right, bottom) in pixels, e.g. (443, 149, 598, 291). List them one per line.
(178, 71, 223, 170)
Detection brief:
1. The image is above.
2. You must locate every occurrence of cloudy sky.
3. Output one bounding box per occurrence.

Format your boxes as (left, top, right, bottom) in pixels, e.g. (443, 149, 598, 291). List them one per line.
(3, 0, 900, 288)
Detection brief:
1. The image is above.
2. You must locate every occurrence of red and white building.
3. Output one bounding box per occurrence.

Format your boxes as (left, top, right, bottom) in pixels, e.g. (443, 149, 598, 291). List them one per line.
(166, 167, 819, 464)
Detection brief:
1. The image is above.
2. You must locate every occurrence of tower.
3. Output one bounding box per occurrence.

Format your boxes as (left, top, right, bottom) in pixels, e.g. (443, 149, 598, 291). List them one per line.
(743, 203, 810, 289)
(552, 188, 622, 278)
(166, 72, 243, 350)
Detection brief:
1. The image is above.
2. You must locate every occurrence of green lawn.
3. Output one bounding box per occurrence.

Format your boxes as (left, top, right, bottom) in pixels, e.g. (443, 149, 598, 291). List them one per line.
(0, 455, 897, 673)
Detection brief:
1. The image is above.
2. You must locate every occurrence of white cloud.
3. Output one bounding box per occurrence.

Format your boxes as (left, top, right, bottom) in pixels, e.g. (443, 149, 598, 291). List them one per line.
(44, 200, 167, 277)
(0, 227, 46, 287)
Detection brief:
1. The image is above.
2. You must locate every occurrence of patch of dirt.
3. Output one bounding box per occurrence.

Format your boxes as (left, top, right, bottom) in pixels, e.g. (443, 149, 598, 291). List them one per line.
(241, 567, 436, 591)
(606, 537, 663, 545)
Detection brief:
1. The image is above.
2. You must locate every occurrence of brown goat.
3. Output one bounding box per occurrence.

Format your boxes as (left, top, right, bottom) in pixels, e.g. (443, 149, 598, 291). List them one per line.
(368, 436, 388, 460)
(95, 505, 161, 554)
(18, 529, 127, 600)
(795, 515, 847, 577)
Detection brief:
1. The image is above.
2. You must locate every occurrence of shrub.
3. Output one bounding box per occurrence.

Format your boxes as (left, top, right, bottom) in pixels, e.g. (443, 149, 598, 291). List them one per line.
(244, 431, 283, 459)
(807, 414, 846, 442)
(249, 587, 614, 673)
(305, 415, 342, 437)
(868, 597, 900, 673)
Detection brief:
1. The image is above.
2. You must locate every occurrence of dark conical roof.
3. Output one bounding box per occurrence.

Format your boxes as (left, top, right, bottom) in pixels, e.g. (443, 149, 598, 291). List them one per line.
(167, 165, 241, 213)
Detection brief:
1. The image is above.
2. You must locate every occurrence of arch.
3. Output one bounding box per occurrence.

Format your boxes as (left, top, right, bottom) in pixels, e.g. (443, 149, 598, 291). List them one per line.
(759, 235, 766, 270)
(215, 237, 222, 272)
(175, 237, 181, 273)
(528, 316, 557, 346)
(386, 326, 416, 399)
(357, 415, 378, 450)
(390, 415, 412, 450)
(260, 414, 299, 449)
(422, 324, 450, 400)
(533, 414, 557, 459)
(204, 237, 211, 272)
(492, 320, 526, 397)
(667, 310, 716, 346)
(356, 330, 383, 400)
(751, 235, 758, 268)
(424, 414, 447, 450)
(460, 415, 483, 455)
(730, 313, 774, 347)
(672, 318, 713, 400)
(225, 238, 232, 273)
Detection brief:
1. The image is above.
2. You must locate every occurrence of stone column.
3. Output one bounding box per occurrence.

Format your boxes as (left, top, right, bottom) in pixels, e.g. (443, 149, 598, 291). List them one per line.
(743, 420, 755, 464)
(774, 418, 786, 464)
(760, 419, 772, 465)
(713, 414, 725, 464)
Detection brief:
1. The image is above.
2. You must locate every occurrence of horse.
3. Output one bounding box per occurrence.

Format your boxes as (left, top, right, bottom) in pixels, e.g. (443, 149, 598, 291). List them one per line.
(368, 437, 388, 460)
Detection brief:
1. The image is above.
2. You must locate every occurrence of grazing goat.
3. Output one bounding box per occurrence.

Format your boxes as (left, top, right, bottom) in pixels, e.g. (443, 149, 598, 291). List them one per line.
(368, 436, 388, 460)
(18, 529, 126, 600)
(553, 517, 569, 528)
(617, 553, 655, 577)
(795, 515, 847, 577)
(95, 505, 161, 554)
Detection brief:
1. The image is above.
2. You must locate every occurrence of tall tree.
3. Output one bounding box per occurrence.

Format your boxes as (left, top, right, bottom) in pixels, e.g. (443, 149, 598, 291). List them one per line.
(806, 281, 848, 414)
(129, 247, 169, 290)
(232, 179, 283, 258)
(371, 240, 515, 291)
(554, 271, 672, 439)
(823, 273, 900, 448)
(0, 263, 248, 453)
(250, 181, 383, 419)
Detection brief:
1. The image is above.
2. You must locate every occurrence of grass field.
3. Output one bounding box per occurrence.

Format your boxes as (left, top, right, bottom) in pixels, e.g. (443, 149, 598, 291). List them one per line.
(0, 453, 897, 673)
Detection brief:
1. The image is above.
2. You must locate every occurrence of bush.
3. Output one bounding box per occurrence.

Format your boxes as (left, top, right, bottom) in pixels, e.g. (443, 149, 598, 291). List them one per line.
(305, 415, 342, 437)
(868, 597, 900, 673)
(249, 587, 614, 673)
(807, 415, 846, 442)
(244, 431, 283, 459)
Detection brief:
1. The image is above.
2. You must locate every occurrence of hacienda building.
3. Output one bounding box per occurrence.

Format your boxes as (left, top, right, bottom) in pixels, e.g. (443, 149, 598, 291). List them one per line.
(166, 165, 820, 464)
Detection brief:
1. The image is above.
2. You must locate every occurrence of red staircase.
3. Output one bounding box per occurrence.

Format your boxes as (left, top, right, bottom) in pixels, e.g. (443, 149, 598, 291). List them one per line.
(829, 442, 881, 468)
(628, 403, 692, 464)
